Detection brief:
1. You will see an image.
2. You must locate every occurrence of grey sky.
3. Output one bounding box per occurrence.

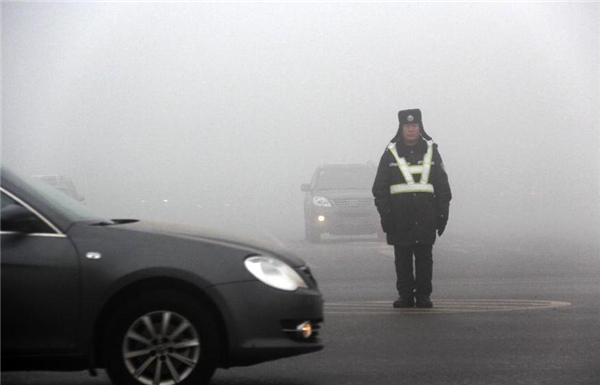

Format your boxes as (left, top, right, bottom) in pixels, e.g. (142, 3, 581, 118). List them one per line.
(2, 2, 599, 242)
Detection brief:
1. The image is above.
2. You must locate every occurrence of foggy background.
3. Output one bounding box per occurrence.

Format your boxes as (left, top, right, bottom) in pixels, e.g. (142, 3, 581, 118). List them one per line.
(2, 2, 599, 246)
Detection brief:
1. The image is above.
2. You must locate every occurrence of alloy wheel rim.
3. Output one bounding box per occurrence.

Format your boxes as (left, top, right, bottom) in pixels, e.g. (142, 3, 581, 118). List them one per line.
(122, 310, 201, 385)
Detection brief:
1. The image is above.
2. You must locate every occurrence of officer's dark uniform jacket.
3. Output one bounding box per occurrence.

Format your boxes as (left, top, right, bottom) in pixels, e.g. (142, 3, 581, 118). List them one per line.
(372, 137, 452, 246)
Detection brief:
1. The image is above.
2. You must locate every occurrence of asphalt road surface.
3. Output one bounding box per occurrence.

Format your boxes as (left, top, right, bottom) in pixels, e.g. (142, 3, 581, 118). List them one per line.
(3, 233, 599, 385)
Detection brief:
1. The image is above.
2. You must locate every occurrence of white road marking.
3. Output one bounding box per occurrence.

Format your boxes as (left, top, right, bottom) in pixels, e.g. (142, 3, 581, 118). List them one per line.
(325, 299, 571, 315)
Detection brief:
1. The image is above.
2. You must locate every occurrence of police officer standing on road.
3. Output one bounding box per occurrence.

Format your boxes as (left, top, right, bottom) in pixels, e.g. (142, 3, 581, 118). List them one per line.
(372, 109, 452, 308)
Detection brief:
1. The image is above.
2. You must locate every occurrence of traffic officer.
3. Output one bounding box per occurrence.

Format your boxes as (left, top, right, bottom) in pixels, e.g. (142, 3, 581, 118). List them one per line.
(372, 109, 452, 308)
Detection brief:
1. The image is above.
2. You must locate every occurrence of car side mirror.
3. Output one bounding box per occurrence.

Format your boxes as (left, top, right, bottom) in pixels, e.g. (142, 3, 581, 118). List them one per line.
(1, 205, 41, 233)
(301, 183, 312, 192)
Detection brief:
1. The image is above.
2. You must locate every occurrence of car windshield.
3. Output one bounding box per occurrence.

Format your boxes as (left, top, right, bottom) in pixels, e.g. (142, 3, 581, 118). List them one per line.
(7, 169, 109, 224)
(315, 167, 376, 190)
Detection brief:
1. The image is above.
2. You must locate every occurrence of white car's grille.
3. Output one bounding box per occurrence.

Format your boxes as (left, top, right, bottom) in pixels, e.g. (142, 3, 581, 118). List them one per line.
(332, 198, 374, 208)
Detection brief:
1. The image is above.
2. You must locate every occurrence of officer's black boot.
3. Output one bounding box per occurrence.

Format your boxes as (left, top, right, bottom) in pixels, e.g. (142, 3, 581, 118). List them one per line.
(415, 295, 433, 308)
(393, 296, 415, 308)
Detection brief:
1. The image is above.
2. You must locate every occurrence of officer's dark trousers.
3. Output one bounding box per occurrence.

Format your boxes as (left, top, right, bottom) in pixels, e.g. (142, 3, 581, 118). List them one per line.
(394, 244, 433, 298)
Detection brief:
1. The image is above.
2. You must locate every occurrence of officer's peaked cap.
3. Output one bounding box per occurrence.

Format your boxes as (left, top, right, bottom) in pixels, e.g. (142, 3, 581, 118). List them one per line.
(392, 108, 432, 142)
(398, 109, 422, 126)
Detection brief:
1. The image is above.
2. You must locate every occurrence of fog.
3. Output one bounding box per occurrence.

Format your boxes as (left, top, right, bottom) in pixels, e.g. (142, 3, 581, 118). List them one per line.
(2, 2, 599, 245)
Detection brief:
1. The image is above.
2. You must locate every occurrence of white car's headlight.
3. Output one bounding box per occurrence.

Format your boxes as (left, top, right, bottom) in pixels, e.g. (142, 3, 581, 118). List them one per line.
(313, 196, 332, 207)
(244, 256, 308, 291)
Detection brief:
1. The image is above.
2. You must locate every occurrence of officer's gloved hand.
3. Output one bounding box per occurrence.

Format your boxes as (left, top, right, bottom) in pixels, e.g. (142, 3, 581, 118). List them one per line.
(381, 216, 393, 233)
(437, 214, 447, 236)
(437, 226, 446, 237)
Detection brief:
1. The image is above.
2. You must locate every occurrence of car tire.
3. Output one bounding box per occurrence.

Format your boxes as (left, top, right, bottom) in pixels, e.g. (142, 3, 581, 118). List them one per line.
(305, 222, 321, 243)
(103, 290, 219, 385)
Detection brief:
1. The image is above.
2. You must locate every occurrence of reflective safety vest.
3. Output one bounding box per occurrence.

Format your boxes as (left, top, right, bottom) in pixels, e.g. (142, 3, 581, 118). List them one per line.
(387, 141, 435, 195)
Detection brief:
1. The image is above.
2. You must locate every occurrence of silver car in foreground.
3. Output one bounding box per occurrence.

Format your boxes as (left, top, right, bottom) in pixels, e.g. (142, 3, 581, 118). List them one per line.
(1, 166, 324, 385)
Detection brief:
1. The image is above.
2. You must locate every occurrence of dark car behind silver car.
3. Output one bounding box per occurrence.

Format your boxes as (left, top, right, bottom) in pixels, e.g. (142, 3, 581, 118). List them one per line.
(301, 163, 383, 242)
(1, 167, 323, 385)
(32, 174, 85, 202)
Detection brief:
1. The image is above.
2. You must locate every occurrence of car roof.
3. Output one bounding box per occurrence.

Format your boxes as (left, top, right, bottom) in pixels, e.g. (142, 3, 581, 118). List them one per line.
(317, 163, 375, 169)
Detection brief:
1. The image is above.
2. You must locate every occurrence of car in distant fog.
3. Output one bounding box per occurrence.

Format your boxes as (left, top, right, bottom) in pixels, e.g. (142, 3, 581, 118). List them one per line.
(1, 166, 323, 385)
(301, 163, 383, 242)
(32, 174, 85, 202)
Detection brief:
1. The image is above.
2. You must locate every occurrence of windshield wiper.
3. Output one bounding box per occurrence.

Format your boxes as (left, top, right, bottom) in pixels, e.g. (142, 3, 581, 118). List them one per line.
(110, 219, 140, 225)
(90, 219, 139, 226)
(90, 220, 116, 226)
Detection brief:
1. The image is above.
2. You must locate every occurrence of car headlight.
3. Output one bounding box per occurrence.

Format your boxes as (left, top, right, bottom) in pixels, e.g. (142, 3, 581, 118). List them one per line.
(313, 196, 332, 207)
(244, 256, 308, 291)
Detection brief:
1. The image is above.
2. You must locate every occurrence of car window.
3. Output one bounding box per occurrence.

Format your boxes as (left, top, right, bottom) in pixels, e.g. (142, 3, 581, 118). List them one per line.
(315, 167, 376, 190)
(1, 192, 56, 234)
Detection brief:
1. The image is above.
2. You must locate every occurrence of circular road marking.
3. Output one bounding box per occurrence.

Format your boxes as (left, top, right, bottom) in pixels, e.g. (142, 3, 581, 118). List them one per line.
(325, 299, 571, 315)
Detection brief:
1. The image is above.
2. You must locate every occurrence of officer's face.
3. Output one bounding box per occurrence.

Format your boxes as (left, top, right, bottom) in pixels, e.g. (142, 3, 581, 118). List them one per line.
(402, 123, 420, 145)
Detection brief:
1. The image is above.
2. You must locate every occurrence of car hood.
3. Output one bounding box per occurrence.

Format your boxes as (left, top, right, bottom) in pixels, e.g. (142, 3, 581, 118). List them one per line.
(313, 189, 373, 200)
(111, 220, 306, 267)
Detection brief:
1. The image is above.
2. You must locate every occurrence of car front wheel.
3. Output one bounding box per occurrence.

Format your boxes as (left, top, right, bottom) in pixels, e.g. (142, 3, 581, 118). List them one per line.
(103, 290, 219, 385)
